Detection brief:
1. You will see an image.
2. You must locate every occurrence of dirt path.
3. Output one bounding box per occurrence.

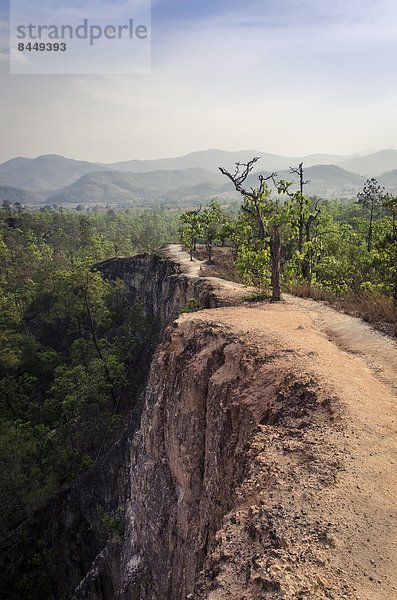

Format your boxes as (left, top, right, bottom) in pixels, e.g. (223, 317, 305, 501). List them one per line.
(163, 244, 203, 276)
(164, 244, 397, 599)
(164, 244, 397, 395)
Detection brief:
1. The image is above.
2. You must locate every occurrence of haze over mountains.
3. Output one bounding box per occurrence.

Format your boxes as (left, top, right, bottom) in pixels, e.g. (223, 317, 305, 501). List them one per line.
(1, 149, 397, 208)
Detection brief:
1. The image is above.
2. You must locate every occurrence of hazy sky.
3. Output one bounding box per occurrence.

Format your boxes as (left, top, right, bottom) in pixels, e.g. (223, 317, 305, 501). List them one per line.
(1, 0, 397, 163)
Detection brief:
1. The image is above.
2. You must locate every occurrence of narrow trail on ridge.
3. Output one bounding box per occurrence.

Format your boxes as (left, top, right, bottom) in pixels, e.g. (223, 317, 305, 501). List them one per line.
(162, 243, 397, 600)
(164, 244, 397, 394)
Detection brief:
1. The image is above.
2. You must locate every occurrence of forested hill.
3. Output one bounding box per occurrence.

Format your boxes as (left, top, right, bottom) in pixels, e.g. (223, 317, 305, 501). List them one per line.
(2, 149, 397, 208)
(46, 168, 230, 207)
(1, 181, 397, 596)
(0, 155, 108, 191)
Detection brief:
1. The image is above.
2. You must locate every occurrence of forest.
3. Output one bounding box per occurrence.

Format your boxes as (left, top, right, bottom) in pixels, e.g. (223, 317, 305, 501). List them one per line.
(1, 164, 396, 595)
(179, 162, 397, 332)
(0, 204, 180, 595)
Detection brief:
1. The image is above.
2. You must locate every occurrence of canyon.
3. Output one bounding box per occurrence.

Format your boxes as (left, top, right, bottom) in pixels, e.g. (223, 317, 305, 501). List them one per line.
(75, 246, 397, 599)
(4, 246, 396, 599)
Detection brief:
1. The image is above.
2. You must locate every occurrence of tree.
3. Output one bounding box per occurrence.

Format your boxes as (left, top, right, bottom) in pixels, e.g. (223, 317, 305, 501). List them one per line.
(200, 201, 225, 263)
(357, 178, 385, 251)
(179, 208, 203, 260)
(219, 157, 283, 301)
(289, 162, 310, 252)
(219, 212, 250, 260)
(383, 193, 397, 242)
(0, 205, 176, 539)
(277, 165, 321, 283)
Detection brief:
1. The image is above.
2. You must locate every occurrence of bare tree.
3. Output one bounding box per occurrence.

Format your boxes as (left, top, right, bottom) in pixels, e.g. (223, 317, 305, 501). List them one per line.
(289, 162, 310, 252)
(278, 164, 321, 282)
(219, 158, 283, 301)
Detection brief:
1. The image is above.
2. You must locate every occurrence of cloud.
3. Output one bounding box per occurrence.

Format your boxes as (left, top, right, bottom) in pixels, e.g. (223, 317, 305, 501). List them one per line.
(9, 47, 30, 65)
(150, 0, 397, 101)
(0, 48, 8, 63)
(9, 0, 151, 22)
(0, 0, 397, 161)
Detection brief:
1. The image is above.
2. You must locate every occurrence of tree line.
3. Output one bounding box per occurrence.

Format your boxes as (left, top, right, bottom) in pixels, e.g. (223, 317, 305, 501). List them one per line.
(0, 206, 179, 549)
(178, 159, 397, 316)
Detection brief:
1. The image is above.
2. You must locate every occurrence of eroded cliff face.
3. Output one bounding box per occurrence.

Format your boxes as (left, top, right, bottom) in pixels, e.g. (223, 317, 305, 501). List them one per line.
(94, 254, 222, 331)
(73, 254, 352, 599)
(116, 315, 345, 600)
(121, 320, 246, 598)
(4, 254, 396, 599)
(72, 255, 233, 599)
(62, 253, 397, 599)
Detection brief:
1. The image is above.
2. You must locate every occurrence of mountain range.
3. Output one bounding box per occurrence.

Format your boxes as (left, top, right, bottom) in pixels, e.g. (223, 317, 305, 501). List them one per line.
(1, 149, 397, 208)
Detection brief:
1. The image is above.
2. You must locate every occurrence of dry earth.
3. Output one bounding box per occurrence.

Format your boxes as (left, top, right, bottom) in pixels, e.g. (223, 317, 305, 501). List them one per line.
(163, 244, 397, 600)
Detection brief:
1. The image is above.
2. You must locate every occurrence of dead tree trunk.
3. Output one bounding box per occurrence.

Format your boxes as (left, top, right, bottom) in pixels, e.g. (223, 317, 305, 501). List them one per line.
(270, 225, 282, 301)
(290, 163, 309, 253)
(219, 158, 284, 302)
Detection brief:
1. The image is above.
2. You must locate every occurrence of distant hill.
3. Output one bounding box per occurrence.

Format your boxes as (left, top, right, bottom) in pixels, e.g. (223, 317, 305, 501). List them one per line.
(282, 165, 365, 197)
(0, 155, 108, 191)
(47, 164, 370, 207)
(3, 149, 397, 207)
(0, 150, 359, 193)
(339, 150, 397, 177)
(245, 165, 366, 198)
(47, 168, 231, 207)
(107, 149, 296, 174)
(301, 153, 353, 166)
(378, 169, 397, 189)
(0, 185, 43, 205)
(108, 150, 358, 174)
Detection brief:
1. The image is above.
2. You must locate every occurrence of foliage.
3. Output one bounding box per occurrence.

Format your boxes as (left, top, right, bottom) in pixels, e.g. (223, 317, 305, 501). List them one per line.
(100, 509, 125, 538)
(178, 208, 203, 258)
(235, 241, 271, 296)
(178, 200, 231, 264)
(0, 205, 177, 538)
(200, 201, 228, 262)
(357, 178, 385, 251)
(182, 297, 199, 313)
(179, 174, 397, 326)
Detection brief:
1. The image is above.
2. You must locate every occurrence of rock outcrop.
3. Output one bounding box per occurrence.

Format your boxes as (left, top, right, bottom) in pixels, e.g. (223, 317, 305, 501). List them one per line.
(116, 316, 346, 599)
(73, 255, 235, 598)
(75, 254, 350, 599)
(93, 254, 222, 332)
(5, 251, 397, 599)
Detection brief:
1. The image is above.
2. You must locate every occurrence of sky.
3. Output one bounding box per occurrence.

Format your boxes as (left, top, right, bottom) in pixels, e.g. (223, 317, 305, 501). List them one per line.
(1, 0, 397, 163)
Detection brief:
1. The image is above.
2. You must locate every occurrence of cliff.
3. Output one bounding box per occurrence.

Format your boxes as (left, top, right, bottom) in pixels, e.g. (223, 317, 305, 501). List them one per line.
(74, 250, 397, 599)
(73, 253, 245, 599)
(7, 251, 396, 599)
(118, 317, 343, 599)
(93, 254, 220, 328)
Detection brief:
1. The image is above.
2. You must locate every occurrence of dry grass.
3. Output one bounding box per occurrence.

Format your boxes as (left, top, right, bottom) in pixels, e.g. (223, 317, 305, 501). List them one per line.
(290, 283, 397, 337)
(191, 246, 397, 338)
(193, 245, 239, 283)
